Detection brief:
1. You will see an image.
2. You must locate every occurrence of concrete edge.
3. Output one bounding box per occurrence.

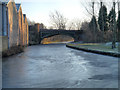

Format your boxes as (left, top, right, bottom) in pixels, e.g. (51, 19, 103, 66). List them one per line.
(66, 45, 120, 58)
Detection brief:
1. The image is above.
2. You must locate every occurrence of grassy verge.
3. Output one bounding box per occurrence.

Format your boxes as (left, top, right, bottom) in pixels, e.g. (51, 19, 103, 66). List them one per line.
(66, 43, 120, 57)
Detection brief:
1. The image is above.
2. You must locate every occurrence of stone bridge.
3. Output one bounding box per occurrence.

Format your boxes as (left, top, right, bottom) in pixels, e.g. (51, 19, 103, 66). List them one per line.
(39, 29, 84, 43)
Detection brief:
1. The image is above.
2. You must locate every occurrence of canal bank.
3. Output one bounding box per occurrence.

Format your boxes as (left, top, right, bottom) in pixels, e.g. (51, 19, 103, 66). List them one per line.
(66, 43, 120, 57)
(2, 46, 25, 57)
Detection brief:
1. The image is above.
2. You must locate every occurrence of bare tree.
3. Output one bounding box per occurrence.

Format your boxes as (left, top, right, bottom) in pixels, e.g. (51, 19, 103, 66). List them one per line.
(67, 22, 74, 30)
(49, 10, 67, 30)
(27, 18, 36, 25)
(67, 19, 81, 30)
(80, 0, 102, 18)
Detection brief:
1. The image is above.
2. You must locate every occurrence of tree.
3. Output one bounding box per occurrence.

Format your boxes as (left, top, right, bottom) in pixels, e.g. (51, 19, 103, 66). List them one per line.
(98, 5, 108, 32)
(80, 1, 100, 18)
(108, 8, 116, 31)
(117, 11, 120, 30)
(89, 15, 99, 42)
(117, 11, 120, 41)
(67, 19, 81, 30)
(89, 15, 98, 32)
(108, 2, 117, 49)
(27, 18, 36, 25)
(49, 10, 67, 30)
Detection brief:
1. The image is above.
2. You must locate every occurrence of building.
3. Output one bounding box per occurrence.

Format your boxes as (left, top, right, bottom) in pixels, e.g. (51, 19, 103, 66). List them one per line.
(0, 2, 9, 51)
(29, 25, 39, 45)
(35, 23, 45, 32)
(7, 1, 19, 47)
(23, 14, 29, 45)
(29, 23, 45, 45)
(0, 0, 29, 52)
(16, 3, 24, 46)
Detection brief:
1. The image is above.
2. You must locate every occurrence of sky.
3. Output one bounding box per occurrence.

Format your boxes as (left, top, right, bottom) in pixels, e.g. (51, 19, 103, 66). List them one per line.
(1, 0, 119, 28)
(13, 0, 92, 28)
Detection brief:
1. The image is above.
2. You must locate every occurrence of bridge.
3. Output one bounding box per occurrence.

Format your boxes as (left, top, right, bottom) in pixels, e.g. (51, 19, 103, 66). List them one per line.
(39, 29, 84, 44)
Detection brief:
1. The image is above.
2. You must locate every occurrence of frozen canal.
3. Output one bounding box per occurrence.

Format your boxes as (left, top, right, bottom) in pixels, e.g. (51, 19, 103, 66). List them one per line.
(2, 44, 118, 88)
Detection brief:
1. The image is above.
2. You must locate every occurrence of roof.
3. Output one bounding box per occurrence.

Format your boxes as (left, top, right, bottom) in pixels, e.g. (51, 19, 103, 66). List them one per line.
(15, 3, 21, 12)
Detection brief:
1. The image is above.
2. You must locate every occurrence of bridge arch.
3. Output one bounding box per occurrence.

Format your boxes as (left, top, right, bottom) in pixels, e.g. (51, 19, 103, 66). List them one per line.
(39, 29, 84, 44)
(41, 33, 76, 41)
(41, 34, 74, 44)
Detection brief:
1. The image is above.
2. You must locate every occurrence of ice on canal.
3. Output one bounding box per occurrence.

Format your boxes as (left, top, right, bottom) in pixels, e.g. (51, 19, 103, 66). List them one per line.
(2, 44, 118, 88)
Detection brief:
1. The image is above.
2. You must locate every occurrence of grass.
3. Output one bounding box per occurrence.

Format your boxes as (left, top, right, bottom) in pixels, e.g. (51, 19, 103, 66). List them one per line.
(67, 43, 119, 54)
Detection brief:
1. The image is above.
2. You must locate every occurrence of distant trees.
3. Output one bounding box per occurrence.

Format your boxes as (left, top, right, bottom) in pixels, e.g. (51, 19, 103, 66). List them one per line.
(80, 1, 120, 46)
(67, 19, 81, 30)
(49, 10, 67, 30)
(27, 18, 36, 25)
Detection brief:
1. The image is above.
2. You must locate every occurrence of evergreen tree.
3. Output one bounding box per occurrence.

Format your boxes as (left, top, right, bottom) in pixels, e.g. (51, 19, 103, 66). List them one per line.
(89, 15, 98, 42)
(98, 5, 108, 31)
(108, 8, 116, 31)
(89, 15, 98, 32)
(108, 3, 117, 48)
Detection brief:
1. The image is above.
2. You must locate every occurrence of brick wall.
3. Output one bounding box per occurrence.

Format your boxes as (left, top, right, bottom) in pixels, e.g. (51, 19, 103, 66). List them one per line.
(7, 1, 19, 47)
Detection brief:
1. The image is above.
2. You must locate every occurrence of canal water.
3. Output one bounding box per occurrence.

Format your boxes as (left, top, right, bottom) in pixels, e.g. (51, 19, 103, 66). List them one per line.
(2, 44, 118, 88)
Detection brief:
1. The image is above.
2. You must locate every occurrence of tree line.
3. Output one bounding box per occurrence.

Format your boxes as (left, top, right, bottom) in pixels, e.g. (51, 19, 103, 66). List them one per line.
(81, 1, 120, 49)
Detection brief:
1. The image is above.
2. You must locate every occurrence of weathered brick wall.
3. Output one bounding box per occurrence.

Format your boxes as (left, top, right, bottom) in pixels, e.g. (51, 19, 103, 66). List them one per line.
(18, 7, 29, 46)
(26, 18, 29, 45)
(18, 6, 23, 46)
(24, 15, 29, 46)
(7, 1, 19, 47)
(23, 15, 26, 46)
(29, 25, 39, 45)
(22, 13, 24, 46)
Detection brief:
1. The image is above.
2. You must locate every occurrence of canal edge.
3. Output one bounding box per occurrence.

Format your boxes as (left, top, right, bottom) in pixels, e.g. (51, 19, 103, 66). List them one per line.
(66, 44, 120, 58)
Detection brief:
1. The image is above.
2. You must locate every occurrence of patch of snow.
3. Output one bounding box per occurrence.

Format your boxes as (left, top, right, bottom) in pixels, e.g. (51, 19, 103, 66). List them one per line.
(105, 42, 119, 47)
